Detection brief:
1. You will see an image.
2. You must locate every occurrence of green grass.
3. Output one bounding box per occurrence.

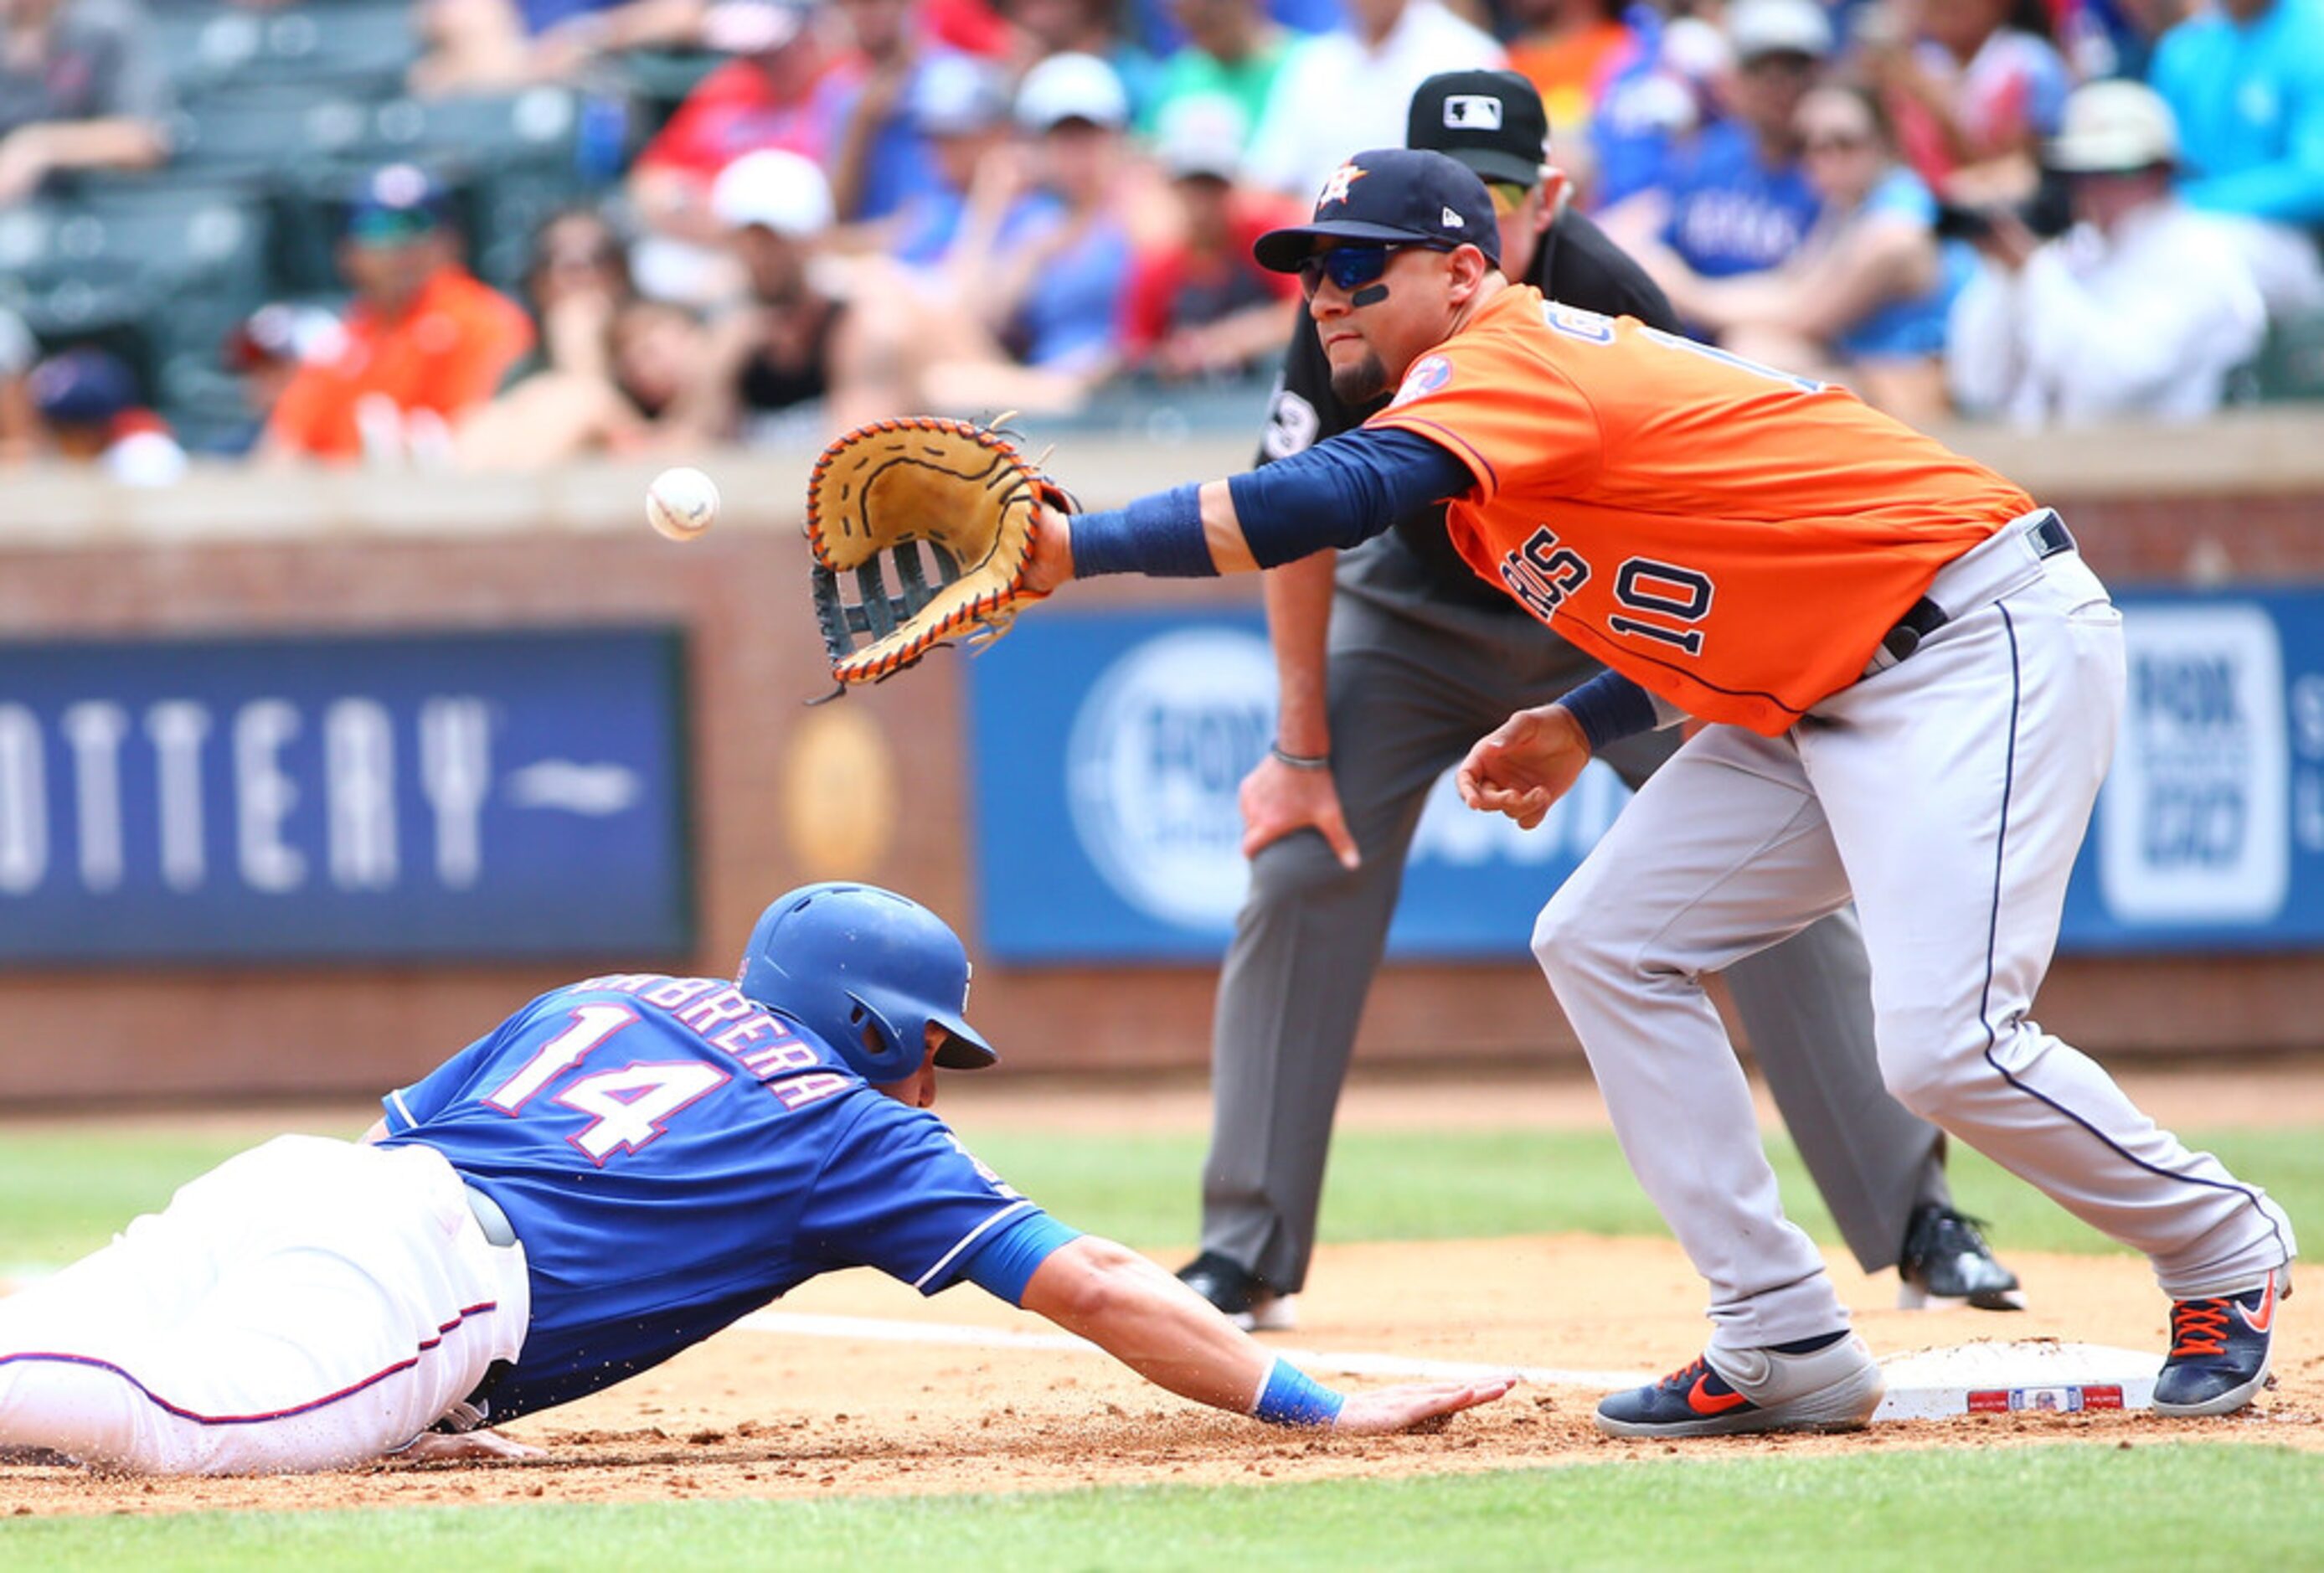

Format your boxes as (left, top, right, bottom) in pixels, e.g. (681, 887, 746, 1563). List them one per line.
(959, 1122, 2324, 1262)
(0, 1444, 2316, 1571)
(3, 1122, 2319, 1269)
(0, 1133, 293, 1271)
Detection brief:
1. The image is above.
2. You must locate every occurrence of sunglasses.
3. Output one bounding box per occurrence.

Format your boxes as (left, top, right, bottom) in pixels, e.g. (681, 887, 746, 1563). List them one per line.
(1296, 241, 1453, 300)
(1487, 180, 1533, 217)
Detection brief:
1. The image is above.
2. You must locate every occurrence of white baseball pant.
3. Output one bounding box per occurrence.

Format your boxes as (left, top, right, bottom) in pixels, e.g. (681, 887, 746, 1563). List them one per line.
(1531, 518, 2296, 1354)
(0, 1135, 528, 1474)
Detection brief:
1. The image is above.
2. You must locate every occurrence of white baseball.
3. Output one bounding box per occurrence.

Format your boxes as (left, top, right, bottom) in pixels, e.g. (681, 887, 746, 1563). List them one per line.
(647, 467, 720, 543)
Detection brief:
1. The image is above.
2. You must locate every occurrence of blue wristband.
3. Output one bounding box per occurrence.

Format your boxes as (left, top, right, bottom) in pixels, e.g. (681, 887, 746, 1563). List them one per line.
(1067, 483, 1217, 578)
(1251, 1355, 1346, 1428)
(1557, 669, 1662, 752)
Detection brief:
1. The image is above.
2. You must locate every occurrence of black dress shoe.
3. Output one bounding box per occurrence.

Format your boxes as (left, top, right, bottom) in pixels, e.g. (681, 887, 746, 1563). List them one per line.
(1898, 1204, 2026, 1311)
(1177, 1251, 1299, 1330)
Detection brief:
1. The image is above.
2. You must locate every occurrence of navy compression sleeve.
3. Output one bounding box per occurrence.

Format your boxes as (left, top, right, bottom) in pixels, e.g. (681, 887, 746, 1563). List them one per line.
(1066, 427, 1473, 577)
(1226, 425, 1475, 567)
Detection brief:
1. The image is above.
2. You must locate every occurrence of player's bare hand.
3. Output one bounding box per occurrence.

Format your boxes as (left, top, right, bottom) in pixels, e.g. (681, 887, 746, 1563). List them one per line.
(1456, 704, 1590, 829)
(389, 1426, 545, 1466)
(1240, 754, 1360, 868)
(1022, 503, 1076, 596)
(1332, 1374, 1518, 1435)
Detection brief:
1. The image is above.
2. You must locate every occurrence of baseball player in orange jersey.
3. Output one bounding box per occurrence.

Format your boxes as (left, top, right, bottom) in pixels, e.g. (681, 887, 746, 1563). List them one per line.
(1180, 69, 2021, 1338)
(1023, 147, 2296, 1436)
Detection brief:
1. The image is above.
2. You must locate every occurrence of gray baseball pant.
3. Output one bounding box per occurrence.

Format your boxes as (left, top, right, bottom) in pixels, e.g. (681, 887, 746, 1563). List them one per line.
(1198, 566, 1953, 1292)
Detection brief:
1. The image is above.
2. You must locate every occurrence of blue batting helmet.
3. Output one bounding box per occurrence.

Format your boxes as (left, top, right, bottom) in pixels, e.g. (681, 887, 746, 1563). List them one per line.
(736, 882, 997, 1082)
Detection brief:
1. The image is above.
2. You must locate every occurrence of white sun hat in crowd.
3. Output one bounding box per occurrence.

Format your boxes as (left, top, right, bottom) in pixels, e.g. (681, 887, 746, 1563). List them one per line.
(2048, 79, 2179, 173)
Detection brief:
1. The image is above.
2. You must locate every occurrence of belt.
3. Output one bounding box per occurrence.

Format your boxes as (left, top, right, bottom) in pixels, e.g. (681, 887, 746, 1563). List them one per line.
(1868, 511, 2074, 676)
(464, 1184, 518, 1249)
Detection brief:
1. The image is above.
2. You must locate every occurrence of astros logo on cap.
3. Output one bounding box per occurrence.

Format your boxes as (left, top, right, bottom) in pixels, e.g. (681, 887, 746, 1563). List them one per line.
(1317, 161, 1369, 208)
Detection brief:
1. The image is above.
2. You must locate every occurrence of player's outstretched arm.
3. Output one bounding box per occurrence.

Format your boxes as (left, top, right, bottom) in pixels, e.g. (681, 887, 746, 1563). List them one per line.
(1017, 1235, 1512, 1433)
(1021, 480, 1255, 591)
(1019, 430, 1476, 596)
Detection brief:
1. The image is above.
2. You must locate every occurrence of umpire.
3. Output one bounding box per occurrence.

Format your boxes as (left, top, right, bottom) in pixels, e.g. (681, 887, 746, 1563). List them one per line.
(1175, 71, 2019, 1330)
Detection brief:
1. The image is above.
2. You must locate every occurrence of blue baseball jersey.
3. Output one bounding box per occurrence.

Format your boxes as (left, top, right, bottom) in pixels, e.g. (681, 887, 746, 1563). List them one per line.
(1654, 121, 1821, 280)
(376, 972, 1071, 1421)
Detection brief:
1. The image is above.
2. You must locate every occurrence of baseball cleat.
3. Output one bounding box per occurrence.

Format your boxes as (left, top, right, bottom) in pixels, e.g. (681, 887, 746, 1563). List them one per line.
(1595, 1330, 1885, 1439)
(2154, 1269, 2288, 1417)
(1177, 1252, 1300, 1333)
(1897, 1204, 2026, 1311)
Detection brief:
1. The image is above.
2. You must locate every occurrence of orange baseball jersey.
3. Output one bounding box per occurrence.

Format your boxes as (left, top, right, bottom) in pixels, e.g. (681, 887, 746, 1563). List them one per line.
(1367, 286, 2037, 734)
(268, 266, 535, 462)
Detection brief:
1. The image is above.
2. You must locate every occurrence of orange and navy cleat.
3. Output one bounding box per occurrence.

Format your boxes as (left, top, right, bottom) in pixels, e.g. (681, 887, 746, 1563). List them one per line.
(1595, 1331, 1884, 1438)
(2155, 1270, 2289, 1417)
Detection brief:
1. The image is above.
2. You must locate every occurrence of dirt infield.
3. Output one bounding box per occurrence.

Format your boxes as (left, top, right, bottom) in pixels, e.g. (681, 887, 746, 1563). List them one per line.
(3, 1063, 2317, 1519)
(3, 1237, 2316, 1519)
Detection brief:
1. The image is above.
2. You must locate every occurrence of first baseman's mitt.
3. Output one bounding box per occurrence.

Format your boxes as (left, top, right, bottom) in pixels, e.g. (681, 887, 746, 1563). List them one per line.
(804, 415, 1072, 689)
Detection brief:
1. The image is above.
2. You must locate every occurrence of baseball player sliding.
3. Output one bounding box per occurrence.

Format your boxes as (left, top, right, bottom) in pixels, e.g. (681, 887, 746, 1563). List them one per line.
(0, 884, 1508, 1474)
(1179, 69, 2019, 1338)
(1015, 148, 2296, 1437)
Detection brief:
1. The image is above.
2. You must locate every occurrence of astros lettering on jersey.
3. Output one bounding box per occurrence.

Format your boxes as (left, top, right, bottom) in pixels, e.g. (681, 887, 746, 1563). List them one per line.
(1366, 286, 2037, 734)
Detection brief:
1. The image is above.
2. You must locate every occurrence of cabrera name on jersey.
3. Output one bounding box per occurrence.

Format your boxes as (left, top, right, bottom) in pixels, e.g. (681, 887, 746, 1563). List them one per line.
(376, 972, 1047, 1420)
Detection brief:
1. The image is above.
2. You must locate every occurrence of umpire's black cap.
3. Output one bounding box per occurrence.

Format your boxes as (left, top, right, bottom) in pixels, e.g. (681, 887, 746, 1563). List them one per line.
(1253, 147, 1502, 272)
(1408, 70, 1551, 186)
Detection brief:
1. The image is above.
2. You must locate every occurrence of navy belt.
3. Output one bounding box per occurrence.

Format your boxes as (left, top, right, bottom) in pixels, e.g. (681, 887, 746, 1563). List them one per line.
(1878, 512, 2075, 668)
(465, 1184, 518, 1249)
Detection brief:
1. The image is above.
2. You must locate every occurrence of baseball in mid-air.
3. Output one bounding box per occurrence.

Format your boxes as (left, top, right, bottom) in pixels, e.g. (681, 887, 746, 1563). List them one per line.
(647, 467, 720, 543)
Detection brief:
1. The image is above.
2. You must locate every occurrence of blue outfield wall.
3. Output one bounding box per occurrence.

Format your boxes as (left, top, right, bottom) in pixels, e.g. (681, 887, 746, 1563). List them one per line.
(0, 627, 693, 963)
(970, 591, 2324, 964)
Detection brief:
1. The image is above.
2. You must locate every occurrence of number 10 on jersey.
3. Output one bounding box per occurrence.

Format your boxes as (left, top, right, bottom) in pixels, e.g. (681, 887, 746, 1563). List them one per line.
(1501, 526, 1717, 657)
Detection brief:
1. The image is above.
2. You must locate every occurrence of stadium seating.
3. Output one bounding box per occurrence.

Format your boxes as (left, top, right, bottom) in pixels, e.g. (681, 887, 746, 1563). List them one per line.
(358, 89, 599, 291)
(25, 0, 629, 444)
(2253, 308, 2324, 404)
(152, 1, 420, 103)
(8, 180, 279, 448)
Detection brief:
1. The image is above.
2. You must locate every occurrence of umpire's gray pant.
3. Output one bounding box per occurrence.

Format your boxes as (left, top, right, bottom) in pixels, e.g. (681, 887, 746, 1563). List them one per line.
(1198, 554, 1952, 1292)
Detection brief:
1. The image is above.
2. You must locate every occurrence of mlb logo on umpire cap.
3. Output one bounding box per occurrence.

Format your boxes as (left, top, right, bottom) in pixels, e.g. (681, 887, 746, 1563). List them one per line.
(1253, 147, 1502, 271)
(1408, 69, 1552, 187)
(1442, 94, 1504, 131)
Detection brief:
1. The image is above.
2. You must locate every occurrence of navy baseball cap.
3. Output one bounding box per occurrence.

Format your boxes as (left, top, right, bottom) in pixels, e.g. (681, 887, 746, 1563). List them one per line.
(29, 348, 138, 425)
(1408, 70, 1551, 185)
(1254, 147, 1501, 273)
(346, 162, 448, 245)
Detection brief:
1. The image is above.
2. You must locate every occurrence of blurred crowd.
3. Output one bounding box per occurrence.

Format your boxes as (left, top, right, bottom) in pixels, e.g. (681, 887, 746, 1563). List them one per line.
(0, 0, 2319, 479)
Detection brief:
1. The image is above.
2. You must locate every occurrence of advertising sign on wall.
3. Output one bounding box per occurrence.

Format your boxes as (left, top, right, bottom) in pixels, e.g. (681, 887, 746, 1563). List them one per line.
(0, 628, 691, 962)
(971, 610, 1629, 962)
(2063, 591, 2324, 951)
(977, 593, 2324, 964)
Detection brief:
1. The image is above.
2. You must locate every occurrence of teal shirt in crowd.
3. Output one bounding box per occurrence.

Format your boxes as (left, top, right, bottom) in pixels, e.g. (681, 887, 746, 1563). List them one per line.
(2150, 0, 2324, 225)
